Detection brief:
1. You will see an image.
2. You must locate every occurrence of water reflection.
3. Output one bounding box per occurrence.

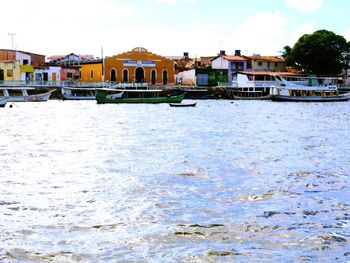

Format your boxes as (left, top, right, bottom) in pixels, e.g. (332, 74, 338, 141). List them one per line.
(0, 100, 349, 262)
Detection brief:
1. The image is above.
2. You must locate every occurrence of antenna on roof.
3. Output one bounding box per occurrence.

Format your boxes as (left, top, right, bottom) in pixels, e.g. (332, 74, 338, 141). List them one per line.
(8, 33, 16, 50)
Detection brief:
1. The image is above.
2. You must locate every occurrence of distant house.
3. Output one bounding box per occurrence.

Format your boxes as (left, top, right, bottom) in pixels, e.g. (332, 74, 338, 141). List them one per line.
(248, 55, 286, 72)
(0, 49, 45, 82)
(34, 66, 61, 83)
(47, 53, 94, 67)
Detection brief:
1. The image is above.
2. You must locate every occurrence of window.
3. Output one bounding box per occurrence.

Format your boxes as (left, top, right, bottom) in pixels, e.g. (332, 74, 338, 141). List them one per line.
(275, 62, 279, 67)
(7, 69, 13, 77)
(23, 59, 29, 65)
(67, 72, 73, 79)
(258, 62, 263, 66)
(90, 69, 94, 79)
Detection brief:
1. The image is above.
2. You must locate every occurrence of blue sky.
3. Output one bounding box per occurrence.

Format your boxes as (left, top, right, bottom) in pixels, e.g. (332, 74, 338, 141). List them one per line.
(1, 0, 349, 58)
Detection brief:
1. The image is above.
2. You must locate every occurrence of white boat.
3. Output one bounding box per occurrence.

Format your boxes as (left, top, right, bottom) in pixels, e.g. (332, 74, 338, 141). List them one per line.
(0, 97, 8, 107)
(218, 72, 276, 100)
(271, 75, 350, 102)
(61, 86, 96, 100)
(0, 87, 55, 102)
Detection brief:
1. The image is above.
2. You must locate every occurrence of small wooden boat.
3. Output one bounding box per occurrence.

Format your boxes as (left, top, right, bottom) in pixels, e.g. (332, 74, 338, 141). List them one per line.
(96, 88, 185, 104)
(0, 87, 55, 102)
(0, 97, 8, 107)
(169, 102, 197, 107)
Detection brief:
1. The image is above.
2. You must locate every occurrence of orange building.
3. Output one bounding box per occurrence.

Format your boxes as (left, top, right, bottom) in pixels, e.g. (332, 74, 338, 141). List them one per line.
(104, 47, 175, 85)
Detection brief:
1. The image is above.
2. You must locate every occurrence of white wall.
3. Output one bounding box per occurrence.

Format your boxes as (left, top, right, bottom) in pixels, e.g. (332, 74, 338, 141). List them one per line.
(177, 69, 196, 86)
(211, 57, 229, 69)
(16, 52, 31, 65)
(34, 66, 61, 82)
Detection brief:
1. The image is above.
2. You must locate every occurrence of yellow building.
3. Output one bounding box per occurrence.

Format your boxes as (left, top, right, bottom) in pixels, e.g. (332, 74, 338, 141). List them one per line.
(0, 61, 21, 81)
(80, 60, 103, 82)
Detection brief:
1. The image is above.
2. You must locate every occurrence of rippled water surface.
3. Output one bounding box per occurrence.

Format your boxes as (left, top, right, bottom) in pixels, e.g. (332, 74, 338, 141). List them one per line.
(0, 100, 349, 262)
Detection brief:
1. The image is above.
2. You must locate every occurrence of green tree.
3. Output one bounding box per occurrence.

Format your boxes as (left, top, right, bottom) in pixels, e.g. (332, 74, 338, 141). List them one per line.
(287, 29, 348, 76)
(281, 45, 293, 66)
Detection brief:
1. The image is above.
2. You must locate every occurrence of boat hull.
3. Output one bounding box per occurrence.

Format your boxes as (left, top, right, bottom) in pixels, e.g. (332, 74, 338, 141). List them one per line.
(62, 94, 95, 100)
(3, 90, 56, 102)
(233, 95, 271, 100)
(272, 94, 350, 102)
(0, 98, 7, 107)
(96, 89, 185, 104)
(169, 102, 196, 107)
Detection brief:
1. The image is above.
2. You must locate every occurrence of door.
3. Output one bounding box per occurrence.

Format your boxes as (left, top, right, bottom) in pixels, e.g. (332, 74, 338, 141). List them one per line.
(52, 72, 57, 82)
(135, 67, 144, 83)
(0, 70, 4, 81)
(197, 74, 208, 86)
(43, 72, 48, 81)
(110, 69, 116, 82)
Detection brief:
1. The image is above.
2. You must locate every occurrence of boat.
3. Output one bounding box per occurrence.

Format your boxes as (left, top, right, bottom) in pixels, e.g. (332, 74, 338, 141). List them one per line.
(95, 87, 185, 104)
(0, 97, 8, 107)
(218, 72, 276, 100)
(271, 75, 350, 102)
(61, 86, 96, 100)
(169, 102, 197, 107)
(0, 87, 55, 102)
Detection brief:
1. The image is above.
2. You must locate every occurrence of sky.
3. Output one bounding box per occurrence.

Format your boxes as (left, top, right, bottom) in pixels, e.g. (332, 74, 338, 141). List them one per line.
(1, 0, 349, 58)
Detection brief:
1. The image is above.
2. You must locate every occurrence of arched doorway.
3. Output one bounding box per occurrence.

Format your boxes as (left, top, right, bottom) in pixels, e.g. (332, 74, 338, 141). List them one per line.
(135, 67, 144, 83)
(123, 69, 128, 82)
(151, 70, 156, 85)
(110, 69, 116, 82)
(162, 70, 168, 85)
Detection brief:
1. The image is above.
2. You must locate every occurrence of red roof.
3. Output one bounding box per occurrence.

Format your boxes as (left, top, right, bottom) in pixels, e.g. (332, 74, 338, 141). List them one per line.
(248, 56, 285, 63)
(223, 56, 247, 61)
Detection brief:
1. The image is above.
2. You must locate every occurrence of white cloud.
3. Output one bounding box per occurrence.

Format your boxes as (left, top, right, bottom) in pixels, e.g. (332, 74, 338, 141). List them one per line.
(226, 11, 288, 55)
(289, 21, 316, 45)
(0, 0, 135, 55)
(154, 0, 198, 4)
(344, 28, 350, 42)
(155, 0, 177, 4)
(285, 0, 324, 12)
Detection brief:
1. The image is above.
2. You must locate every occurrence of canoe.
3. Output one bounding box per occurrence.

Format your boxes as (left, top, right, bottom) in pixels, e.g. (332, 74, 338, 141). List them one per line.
(169, 102, 197, 107)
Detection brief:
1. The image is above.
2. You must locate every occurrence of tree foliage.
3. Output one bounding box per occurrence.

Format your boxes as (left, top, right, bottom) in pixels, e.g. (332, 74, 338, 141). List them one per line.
(285, 30, 349, 76)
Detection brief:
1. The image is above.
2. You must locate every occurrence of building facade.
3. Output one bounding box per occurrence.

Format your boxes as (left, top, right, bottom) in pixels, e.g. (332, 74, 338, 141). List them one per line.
(249, 56, 286, 72)
(0, 49, 45, 82)
(80, 60, 103, 82)
(104, 47, 175, 85)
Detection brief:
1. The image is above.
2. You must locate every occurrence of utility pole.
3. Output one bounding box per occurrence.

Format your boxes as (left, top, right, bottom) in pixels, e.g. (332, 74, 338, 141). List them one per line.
(8, 33, 16, 50)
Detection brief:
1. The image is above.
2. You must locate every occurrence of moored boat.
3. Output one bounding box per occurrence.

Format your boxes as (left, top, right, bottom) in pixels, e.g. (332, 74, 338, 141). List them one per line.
(95, 88, 185, 104)
(61, 86, 96, 100)
(218, 72, 277, 100)
(0, 87, 55, 102)
(169, 102, 196, 107)
(0, 97, 8, 107)
(271, 75, 350, 102)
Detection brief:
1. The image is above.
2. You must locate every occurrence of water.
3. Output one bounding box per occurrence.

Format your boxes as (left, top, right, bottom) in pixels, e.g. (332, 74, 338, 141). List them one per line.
(0, 100, 349, 262)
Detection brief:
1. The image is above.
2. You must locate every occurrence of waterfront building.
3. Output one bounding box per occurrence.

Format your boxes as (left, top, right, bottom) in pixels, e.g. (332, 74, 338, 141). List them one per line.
(0, 49, 45, 82)
(104, 47, 175, 85)
(47, 53, 95, 66)
(34, 66, 61, 83)
(80, 59, 103, 82)
(248, 55, 286, 72)
(0, 61, 20, 81)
